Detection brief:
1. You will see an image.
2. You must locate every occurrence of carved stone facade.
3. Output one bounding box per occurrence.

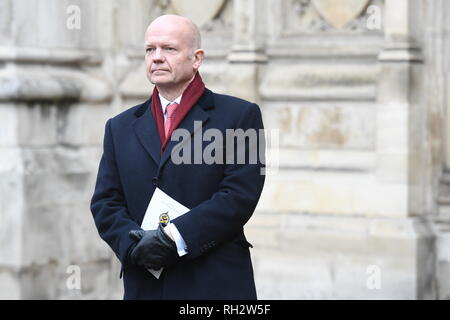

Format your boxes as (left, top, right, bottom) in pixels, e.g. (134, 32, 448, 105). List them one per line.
(0, 0, 449, 299)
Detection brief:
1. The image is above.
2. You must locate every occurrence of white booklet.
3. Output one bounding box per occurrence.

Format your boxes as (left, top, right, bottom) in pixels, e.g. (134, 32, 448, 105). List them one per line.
(140, 187, 189, 279)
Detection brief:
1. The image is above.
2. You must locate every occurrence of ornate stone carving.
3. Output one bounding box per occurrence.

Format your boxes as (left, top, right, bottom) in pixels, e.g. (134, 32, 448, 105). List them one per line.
(292, 0, 329, 31)
(312, 0, 370, 29)
(170, 0, 226, 28)
(289, 0, 383, 32)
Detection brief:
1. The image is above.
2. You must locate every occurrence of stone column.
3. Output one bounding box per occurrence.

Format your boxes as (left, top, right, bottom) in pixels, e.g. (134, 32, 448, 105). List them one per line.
(226, 0, 268, 103)
(424, 0, 450, 300)
(376, 0, 435, 299)
(377, 0, 424, 216)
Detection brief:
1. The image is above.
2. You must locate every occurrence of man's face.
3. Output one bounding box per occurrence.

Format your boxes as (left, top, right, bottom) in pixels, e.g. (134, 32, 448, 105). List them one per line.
(144, 20, 201, 89)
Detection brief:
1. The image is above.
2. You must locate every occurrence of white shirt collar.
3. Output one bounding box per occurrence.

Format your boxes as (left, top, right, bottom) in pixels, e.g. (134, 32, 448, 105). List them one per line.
(159, 94, 182, 118)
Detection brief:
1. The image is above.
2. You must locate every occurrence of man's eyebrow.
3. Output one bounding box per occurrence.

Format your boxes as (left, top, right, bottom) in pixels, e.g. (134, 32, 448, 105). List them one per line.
(144, 42, 178, 47)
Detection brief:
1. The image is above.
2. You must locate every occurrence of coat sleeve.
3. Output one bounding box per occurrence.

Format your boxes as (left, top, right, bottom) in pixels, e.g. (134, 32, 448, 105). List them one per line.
(172, 103, 266, 259)
(90, 119, 141, 271)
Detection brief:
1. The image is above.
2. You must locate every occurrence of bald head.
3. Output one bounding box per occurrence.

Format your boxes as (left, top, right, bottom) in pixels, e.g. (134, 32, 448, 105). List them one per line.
(145, 15, 201, 54)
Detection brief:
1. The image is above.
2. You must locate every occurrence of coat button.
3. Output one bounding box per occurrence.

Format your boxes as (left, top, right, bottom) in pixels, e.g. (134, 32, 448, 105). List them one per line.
(152, 177, 158, 186)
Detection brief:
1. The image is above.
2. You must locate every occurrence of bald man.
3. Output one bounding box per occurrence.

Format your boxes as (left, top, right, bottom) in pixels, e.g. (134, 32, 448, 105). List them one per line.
(91, 15, 265, 300)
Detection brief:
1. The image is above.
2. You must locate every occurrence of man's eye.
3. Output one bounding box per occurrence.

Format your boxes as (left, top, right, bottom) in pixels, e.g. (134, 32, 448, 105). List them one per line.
(146, 48, 154, 53)
(165, 47, 176, 51)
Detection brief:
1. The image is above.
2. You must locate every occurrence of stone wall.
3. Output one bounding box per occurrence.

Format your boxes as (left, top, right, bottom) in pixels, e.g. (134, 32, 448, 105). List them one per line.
(0, 0, 449, 299)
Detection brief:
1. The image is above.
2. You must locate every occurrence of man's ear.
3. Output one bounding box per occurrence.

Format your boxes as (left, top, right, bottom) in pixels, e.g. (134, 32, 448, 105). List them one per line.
(193, 49, 205, 69)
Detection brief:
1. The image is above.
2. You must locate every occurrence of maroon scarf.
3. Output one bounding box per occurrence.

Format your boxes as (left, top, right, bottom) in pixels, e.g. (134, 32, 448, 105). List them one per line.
(151, 72, 205, 153)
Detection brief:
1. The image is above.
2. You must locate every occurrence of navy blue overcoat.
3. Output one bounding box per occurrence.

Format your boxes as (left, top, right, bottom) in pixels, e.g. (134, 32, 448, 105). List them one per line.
(91, 88, 265, 299)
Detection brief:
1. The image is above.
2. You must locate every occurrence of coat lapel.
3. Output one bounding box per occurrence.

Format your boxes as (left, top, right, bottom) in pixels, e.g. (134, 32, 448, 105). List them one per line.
(159, 89, 214, 169)
(132, 99, 162, 165)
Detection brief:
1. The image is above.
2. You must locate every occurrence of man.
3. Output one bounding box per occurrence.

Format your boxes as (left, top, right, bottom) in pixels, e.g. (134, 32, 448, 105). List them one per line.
(90, 14, 265, 300)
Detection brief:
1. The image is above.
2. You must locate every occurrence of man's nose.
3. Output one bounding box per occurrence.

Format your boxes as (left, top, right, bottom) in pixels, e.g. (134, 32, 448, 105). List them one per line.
(152, 48, 165, 62)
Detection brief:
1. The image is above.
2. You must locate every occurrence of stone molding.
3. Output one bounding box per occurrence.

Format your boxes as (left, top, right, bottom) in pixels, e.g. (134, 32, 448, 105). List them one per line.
(0, 46, 102, 65)
(0, 65, 112, 103)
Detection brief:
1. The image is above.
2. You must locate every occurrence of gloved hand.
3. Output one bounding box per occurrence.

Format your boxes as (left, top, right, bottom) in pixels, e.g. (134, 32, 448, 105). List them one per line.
(128, 224, 179, 270)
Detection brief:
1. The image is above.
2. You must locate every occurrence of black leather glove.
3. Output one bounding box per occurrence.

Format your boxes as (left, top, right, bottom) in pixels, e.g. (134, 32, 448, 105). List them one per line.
(128, 224, 179, 270)
(125, 239, 140, 267)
